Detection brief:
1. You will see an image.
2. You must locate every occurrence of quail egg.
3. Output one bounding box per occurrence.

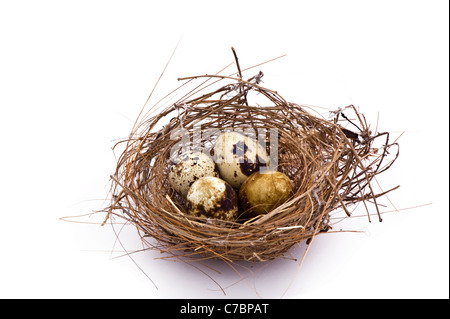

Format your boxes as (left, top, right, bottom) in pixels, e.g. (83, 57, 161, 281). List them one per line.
(186, 176, 238, 221)
(168, 152, 219, 197)
(214, 131, 270, 189)
(239, 171, 294, 217)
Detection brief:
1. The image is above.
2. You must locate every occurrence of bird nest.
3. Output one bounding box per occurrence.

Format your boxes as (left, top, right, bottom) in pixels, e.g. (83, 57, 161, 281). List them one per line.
(103, 54, 399, 263)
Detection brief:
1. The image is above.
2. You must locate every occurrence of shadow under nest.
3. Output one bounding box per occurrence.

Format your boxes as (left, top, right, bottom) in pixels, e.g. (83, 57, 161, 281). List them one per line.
(103, 69, 399, 264)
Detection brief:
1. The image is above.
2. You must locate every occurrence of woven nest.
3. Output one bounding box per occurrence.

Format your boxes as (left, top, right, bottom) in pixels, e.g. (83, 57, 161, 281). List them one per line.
(104, 55, 399, 263)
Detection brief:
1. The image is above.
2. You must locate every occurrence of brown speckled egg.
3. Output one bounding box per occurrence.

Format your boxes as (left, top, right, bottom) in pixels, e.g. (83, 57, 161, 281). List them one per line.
(214, 131, 270, 189)
(168, 152, 219, 197)
(239, 171, 293, 217)
(186, 176, 238, 221)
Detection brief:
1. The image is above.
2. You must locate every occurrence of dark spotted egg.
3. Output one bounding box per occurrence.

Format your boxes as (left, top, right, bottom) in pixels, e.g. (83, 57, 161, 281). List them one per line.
(186, 176, 238, 221)
(213, 132, 270, 189)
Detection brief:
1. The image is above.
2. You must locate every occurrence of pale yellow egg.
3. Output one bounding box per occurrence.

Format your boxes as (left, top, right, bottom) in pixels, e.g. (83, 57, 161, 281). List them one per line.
(239, 171, 293, 217)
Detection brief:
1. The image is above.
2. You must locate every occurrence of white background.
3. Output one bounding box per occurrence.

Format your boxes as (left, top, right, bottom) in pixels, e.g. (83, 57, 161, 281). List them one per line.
(0, 0, 448, 299)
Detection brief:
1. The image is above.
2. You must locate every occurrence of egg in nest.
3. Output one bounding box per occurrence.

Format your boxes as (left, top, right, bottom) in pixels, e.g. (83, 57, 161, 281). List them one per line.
(214, 131, 270, 189)
(168, 152, 219, 197)
(239, 171, 294, 217)
(186, 176, 238, 221)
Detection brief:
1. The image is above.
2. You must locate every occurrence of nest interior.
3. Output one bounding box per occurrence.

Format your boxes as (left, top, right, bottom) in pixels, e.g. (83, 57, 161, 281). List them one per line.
(104, 67, 399, 263)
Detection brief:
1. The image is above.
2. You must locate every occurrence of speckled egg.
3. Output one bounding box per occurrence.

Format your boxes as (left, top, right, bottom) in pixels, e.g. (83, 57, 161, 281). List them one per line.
(214, 131, 270, 189)
(186, 176, 238, 221)
(239, 171, 294, 217)
(168, 152, 219, 197)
